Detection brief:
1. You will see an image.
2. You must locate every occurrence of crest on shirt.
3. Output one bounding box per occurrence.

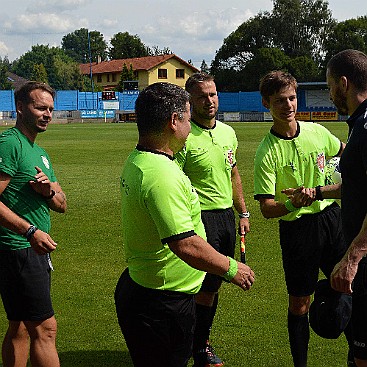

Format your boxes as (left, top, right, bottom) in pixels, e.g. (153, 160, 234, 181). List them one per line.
(317, 152, 325, 173)
(226, 149, 234, 166)
(41, 155, 50, 169)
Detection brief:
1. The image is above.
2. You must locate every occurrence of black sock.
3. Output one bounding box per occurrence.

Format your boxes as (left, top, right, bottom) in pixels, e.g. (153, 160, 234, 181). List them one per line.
(193, 304, 212, 353)
(288, 310, 309, 367)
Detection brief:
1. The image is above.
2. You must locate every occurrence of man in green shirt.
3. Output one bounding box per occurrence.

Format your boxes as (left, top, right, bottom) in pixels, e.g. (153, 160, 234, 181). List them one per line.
(115, 82, 255, 367)
(254, 70, 351, 367)
(0, 81, 67, 367)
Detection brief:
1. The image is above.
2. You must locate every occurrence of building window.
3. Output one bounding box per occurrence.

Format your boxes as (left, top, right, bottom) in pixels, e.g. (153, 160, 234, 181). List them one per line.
(176, 69, 184, 79)
(112, 74, 117, 82)
(107, 74, 110, 82)
(158, 69, 167, 79)
(97, 74, 102, 83)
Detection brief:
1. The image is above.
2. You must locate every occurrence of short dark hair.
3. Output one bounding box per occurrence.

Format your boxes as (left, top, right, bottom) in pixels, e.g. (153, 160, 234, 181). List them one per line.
(14, 81, 55, 105)
(135, 82, 189, 136)
(327, 49, 367, 93)
(185, 72, 215, 94)
(259, 71, 298, 101)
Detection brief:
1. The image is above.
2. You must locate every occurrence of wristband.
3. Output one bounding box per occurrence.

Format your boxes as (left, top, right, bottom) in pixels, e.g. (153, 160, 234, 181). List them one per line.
(24, 225, 38, 241)
(238, 212, 250, 218)
(285, 199, 298, 212)
(223, 257, 238, 281)
(45, 189, 56, 200)
(315, 185, 324, 201)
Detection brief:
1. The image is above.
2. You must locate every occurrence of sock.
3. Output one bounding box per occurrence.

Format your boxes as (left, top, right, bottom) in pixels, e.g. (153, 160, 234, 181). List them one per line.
(288, 310, 309, 367)
(193, 304, 212, 354)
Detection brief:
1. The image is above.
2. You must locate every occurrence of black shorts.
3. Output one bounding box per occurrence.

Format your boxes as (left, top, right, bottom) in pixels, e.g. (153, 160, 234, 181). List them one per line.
(351, 258, 367, 360)
(0, 247, 54, 321)
(200, 208, 236, 293)
(279, 203, 348, 297)
(115, 268, 196, 367)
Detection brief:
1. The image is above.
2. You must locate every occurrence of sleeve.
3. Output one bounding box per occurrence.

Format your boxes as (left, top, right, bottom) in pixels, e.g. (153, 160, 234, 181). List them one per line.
(145, 172, 196, 241)
(315, 123, 342, 158)
(0, 135, 20, 177)
(253, 143, 276, 200)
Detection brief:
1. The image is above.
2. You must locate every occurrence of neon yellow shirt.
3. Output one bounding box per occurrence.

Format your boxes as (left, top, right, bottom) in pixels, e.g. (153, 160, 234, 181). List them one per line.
(254, 121, 341, 221)
(120, 147, 206, 294)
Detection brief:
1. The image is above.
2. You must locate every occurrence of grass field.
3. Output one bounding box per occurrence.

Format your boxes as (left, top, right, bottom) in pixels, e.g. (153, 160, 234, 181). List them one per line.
(0, 121, 350, 367)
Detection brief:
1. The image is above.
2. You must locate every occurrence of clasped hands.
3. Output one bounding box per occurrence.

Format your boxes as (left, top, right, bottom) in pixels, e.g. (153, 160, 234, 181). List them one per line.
(282, 186, 316, 208)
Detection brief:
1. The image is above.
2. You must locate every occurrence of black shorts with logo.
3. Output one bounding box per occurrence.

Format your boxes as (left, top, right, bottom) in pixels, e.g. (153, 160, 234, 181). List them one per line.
(0, 247, 54, 321)
(279, 202, 348, 297)
(200, 208, 236, 292)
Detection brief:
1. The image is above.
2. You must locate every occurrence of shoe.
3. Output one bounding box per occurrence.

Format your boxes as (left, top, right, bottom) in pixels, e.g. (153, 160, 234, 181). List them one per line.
(193, 341, 224, 367)
(347, 349, 357, 367)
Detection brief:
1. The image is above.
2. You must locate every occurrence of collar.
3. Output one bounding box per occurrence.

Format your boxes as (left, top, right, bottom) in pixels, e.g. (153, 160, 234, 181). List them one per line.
(191, 119, 216, 130)
(347, 99, 367, 129)
(270, 121, 300, 140)
(136, 144, 174, 160)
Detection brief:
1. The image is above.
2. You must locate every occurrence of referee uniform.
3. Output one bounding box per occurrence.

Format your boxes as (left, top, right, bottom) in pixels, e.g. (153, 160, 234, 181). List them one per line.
(254, 121, 347, 297)
(115, 145, 206, 367)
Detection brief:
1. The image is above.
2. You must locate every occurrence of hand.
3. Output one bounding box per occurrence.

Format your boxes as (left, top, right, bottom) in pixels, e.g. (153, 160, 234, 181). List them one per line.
(29, 166, 53, 198)
(238, 217, 250, 236)
(231, 262, 255, 291)
(282, 186, 316, 208)
(330, 257, 358, 294)
(29, 229, 58, 255)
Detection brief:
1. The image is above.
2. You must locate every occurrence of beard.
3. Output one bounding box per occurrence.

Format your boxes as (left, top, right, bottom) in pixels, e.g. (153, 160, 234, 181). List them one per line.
(333, 88, 349, 116)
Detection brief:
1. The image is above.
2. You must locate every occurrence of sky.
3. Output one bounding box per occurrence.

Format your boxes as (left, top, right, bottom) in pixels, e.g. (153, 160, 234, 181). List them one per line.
(0, 0, 366, 69)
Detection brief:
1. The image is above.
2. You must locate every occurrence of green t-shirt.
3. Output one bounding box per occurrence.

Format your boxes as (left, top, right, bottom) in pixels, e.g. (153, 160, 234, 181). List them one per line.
(254, 121, 341, 221)
(120, 147, 206, 294)
(175, 120, 237, 210)
(0, 127, 57, 250)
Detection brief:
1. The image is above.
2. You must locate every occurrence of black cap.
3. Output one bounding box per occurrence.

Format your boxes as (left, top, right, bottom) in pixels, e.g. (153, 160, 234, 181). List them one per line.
(309, 279, 352, 339)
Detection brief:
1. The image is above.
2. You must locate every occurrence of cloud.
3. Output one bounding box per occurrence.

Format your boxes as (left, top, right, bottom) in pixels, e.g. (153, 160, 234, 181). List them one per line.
(0, 41, 10, 58)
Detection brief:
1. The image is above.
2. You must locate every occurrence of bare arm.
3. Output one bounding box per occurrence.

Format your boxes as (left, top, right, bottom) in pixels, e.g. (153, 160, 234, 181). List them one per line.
(0, 172, 58, 254)
(331, 213, 367, 294)
(169, 234, 255, 290)
(259, 187, 315, 219)
(29, 166, 67, 213)
(231, 165, 250, 235)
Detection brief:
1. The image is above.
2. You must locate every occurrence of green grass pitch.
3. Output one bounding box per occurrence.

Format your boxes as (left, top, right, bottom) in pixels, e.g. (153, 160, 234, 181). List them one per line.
(0, 121, 350, 366)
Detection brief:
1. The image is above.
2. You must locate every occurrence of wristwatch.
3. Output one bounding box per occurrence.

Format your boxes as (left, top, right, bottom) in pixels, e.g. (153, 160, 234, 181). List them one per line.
(238, 212, 250, 218)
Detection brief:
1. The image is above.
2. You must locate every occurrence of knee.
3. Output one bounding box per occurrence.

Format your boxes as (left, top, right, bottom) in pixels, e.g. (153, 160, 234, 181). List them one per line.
(6, 321, 29, 340)
(289, 296, 311, 316)
(25, 317, 58, 342)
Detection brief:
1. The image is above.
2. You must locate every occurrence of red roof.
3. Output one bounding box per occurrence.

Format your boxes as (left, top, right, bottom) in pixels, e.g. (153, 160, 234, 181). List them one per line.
(80, 54, 198, 75)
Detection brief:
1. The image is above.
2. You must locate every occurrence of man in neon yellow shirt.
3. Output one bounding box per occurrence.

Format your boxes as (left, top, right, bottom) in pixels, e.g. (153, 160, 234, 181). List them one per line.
(175, 73, 250, 367)
(254, 70, 352, 367)
(115, 82, 255, 367)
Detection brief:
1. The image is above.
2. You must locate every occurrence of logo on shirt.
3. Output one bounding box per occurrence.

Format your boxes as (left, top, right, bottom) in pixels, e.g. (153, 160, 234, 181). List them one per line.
(41, 155, 50, 169)
(317, 152, 325, 173)
(226, 149, 234, 166)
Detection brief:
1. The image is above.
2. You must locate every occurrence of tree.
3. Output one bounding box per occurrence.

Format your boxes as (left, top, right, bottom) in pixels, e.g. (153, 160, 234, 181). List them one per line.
(109, 32, 148, 60)
(323, 16, 367, 66)
(116, 63, 136, 91)
(147, 45, 172, 56)
(12, 44, 84, 90)
(0, 56, 12, 90)
(211, 0, 335, 91)
(31, 63, 48, 83)
(200, 60, 210, 74)
(62, 28, 108, 63)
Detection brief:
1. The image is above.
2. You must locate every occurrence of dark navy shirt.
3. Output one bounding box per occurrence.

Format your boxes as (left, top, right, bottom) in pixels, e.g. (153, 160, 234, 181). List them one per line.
(340, 99, 367, 245)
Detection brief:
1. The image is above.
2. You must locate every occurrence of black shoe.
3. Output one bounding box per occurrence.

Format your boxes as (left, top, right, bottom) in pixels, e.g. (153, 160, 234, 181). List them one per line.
(193, 341, 224, 367)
